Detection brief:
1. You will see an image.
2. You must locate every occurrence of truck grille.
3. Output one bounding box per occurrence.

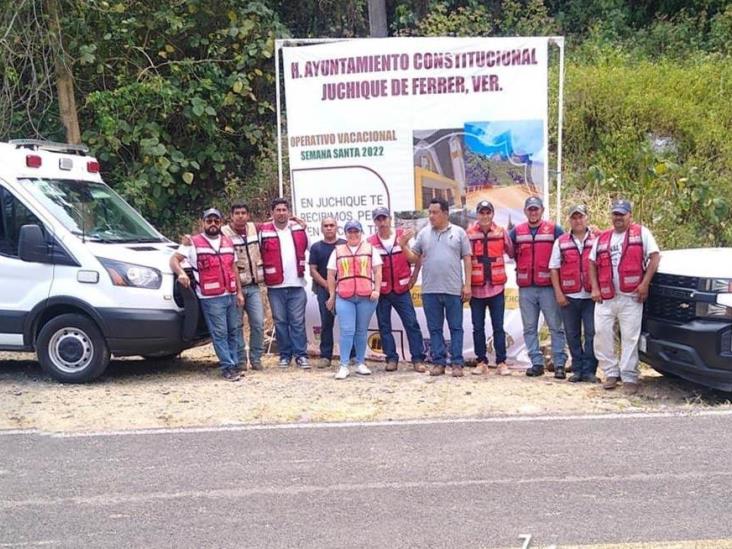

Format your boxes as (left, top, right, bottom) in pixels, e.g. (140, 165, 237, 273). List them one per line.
(652, 273, 700, 290)
(645, 274, 701, 323)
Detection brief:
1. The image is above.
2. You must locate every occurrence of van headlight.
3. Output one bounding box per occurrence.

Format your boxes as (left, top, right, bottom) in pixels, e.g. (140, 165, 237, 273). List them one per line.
(696, 279, 732, 319)
(98, 257, 162, 289)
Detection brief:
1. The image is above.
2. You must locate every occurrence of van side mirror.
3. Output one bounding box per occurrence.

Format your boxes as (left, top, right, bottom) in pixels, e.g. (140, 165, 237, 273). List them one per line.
(18, 224, 52, 263)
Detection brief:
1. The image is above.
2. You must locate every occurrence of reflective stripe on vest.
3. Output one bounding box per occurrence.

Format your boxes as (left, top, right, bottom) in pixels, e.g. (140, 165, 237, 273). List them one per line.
(467, 222, 508, 287)
(191, 233, 238, 297)
(259, 221, 309, 286)
(335, 241, 374, 299)
(367, 230, 412, 295)
(515, 221, 555, 287)
(558, 231, 595, 293)
(595, 224, 644, 300)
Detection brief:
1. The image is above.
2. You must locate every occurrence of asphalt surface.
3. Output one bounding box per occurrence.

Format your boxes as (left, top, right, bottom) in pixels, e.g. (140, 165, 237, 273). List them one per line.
(1, 412, 732, 548)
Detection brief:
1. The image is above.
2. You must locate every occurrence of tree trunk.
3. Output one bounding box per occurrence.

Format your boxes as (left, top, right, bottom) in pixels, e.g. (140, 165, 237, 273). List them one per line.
(46, 0, 81, 144)
(367, 0, 387, 37)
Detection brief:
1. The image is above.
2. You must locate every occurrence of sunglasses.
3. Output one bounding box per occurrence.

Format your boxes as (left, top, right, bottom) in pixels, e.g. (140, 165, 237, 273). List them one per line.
(204, 218, 221, 225)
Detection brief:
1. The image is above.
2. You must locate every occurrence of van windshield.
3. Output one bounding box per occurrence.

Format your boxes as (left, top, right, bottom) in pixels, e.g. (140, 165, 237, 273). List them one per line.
(19, 178, 165, 243)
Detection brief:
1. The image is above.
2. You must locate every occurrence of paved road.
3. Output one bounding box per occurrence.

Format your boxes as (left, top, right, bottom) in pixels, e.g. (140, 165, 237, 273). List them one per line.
(2, 412, 732, 548)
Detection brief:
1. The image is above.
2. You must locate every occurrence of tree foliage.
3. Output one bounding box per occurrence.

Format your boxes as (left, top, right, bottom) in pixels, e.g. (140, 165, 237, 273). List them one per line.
(1, 0, 731, 246)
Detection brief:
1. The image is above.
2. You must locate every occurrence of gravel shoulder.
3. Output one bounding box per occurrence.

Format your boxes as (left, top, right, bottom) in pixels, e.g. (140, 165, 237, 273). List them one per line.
(1, 346, 730, 433)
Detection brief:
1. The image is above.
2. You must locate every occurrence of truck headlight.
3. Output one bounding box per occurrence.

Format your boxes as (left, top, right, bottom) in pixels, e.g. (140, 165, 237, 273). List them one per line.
(696, 302, 732, 319)
(696, 279, 732, 319)
(98, 257, 162, 289)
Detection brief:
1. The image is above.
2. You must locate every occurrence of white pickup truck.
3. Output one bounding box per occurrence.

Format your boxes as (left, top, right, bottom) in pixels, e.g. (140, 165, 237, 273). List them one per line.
(640, 248, 732, 392)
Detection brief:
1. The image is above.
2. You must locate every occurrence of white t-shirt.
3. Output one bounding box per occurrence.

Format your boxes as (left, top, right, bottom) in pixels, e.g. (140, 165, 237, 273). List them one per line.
(177, 235, 236, 300)
(589, 226, 660, 296)
(326, 243, 383, 271)
(269, 225, 307, 289)
(375, 233, 396, 253)
(549, 232, 592, 299)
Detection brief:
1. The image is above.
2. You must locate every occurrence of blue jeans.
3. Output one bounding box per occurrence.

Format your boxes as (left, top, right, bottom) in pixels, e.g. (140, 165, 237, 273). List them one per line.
(470, 292, 507, 364)
(237, 284, 264, 366)
(376, 291, 426, 363)
(199, 294, 243, 370)
(268, 286, 308, 360)
(519, 286, 567, 368)
(560, 297, 597, 377)
(316, 286, 336, 359)
(335, 295, 377, 366)
(422, 293, 464, 366)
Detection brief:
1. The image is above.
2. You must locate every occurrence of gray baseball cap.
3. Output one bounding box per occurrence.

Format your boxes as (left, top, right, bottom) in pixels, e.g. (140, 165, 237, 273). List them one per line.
(202, 208, 223, 219)
(568, 204, 588, 216)
(524, 196, 544, 209)
(611, 199, 632, 214)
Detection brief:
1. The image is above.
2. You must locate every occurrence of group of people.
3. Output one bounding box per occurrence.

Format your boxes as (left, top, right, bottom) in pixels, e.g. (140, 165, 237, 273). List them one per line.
(169, 194, 660, 395)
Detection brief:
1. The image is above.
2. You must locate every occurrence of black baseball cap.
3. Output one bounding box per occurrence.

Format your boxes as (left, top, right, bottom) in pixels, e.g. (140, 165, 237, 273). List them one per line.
(476, 200, 494, 213)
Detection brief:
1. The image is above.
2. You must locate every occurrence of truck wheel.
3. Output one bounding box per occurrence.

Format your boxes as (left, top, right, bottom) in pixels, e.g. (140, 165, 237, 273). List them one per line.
(36, 314, 110, 383)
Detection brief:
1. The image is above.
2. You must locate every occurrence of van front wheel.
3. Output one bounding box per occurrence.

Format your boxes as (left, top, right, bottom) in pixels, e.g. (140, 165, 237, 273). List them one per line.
(37, 314, 110, 383)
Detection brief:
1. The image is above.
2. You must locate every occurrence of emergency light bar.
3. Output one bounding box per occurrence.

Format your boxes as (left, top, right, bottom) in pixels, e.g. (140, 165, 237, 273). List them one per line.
(10, 139, 90, 155)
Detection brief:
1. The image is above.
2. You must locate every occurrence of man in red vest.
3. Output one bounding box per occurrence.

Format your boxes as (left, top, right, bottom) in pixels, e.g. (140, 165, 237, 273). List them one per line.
(589, 199, 660, 394)
(259, 198, 310, 369)
(170, 208, 244, 382)
(368, 206, 426, 373)
(549, 204, 598, 382)
(468, 200, 513, 376)
(509, 196, 567, 378)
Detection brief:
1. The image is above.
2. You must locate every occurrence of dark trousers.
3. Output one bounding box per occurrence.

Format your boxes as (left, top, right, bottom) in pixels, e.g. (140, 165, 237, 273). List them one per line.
(470, 293, 507, 364)
(375, 290, 426, 363)
(316, 286, 336, 359)
(560, 296, 597, 376)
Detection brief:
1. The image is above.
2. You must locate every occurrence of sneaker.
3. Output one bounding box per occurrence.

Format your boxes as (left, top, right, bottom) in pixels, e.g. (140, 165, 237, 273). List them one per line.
(222, 369, 241, 382)
(296, 357, 310, 369)
(496, 362, 511, 376)
(525, 365, 545, 377)
(452, 366, 464, 377)
(355, 363, 372, 376)
(472, 362, 488, 375)
(622, 382, 639, 395)
(429, 365, 445, 376)
(334, 366, 350, 379)
(554, 366, 566, 380)
(413, 362, 427, 373)
(278, 357, 291, 368)
(250, 361, 263, 371)
(317, 358, 332, 369)
(583, 373, 599, 383)
(603, 376, 619, 390)
(232, 366, 246, 378)
(385, 360, 398, 372)
(568, 373, 583, 383)
(237, 363, 248, 372)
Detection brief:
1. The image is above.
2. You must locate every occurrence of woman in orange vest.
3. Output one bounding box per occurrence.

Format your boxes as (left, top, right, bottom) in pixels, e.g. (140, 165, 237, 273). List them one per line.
(326, 220, 383, 380)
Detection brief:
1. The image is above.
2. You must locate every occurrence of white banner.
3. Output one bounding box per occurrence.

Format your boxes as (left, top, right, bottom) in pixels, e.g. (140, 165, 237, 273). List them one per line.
(282, 37, 550, 366)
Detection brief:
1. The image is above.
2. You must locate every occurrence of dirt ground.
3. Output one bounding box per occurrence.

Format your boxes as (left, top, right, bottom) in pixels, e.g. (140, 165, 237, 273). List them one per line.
(1, 345, 730, 433)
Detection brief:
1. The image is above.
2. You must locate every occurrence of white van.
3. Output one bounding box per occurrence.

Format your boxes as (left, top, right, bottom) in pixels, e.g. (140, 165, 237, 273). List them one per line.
(641, 248, 732, 392)
(0, 140, 208, 382)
